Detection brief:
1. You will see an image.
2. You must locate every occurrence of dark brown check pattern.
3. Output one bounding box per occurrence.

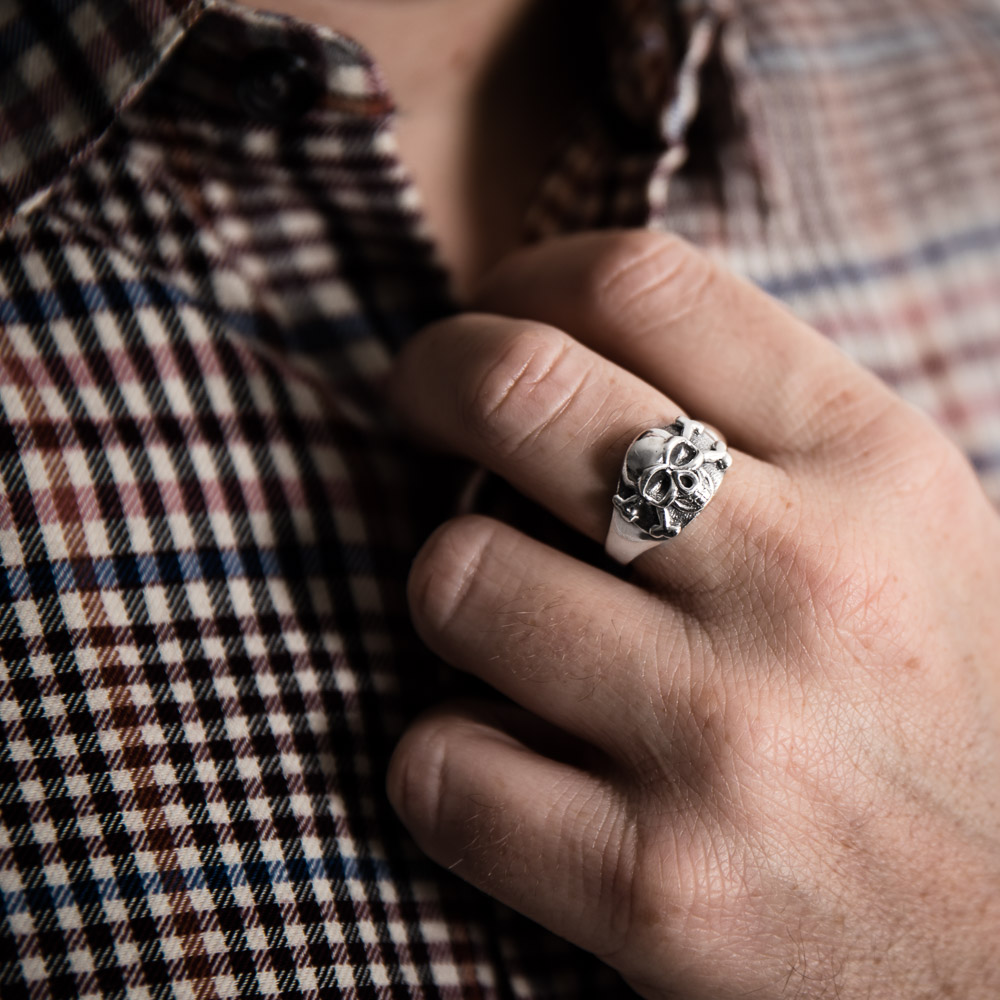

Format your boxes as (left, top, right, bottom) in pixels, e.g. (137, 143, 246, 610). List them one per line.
(2, 0, 1000, 997)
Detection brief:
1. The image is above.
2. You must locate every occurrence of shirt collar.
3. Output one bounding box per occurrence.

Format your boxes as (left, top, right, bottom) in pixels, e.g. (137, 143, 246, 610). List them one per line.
(0, 0, 702, 230)
(0, 0, 210, 226)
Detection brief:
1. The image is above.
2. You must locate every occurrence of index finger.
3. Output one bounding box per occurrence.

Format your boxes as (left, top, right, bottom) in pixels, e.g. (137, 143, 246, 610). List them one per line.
(472, 230, 905, 462)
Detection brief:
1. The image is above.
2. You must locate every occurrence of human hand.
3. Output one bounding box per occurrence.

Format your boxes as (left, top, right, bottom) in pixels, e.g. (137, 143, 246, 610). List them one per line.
(386, 231, 1000, 998)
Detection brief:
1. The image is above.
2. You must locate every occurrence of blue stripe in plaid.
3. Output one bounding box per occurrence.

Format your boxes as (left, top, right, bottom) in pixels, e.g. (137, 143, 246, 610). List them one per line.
(2, 854, 395, 915)
(0, 280, 406, 345)
(757, 219, 1000, 299)
(751, 22, 945, 73)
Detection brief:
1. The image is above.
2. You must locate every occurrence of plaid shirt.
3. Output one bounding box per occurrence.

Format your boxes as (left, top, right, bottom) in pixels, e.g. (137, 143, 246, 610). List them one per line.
(2, 0, 1000, 997)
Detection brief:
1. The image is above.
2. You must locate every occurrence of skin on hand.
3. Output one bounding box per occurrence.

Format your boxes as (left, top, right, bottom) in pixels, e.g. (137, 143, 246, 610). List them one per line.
(384, 230, 1000, 999)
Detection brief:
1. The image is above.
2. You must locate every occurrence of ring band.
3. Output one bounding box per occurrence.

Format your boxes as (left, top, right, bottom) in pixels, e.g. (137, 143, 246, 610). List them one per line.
(605, 415, 732, 564)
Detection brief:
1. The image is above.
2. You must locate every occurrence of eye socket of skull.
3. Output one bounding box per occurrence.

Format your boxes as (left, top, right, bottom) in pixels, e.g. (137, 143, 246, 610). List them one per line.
(665, 437, 703, 471)
(638, 465, 677, 507)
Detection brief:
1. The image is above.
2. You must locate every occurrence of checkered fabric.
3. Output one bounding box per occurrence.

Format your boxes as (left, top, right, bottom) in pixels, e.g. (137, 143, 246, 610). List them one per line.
(2, 0, 1000, 997)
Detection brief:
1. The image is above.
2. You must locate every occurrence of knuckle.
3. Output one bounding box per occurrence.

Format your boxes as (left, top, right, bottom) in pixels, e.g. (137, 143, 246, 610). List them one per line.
(588, 230, 717, 323)
(797, 371, 977, 507)
(407, 515, 496, 636)
(795, 368, 905, 459)
(789, 359, 943, 470)
(462, 324, 594, 460)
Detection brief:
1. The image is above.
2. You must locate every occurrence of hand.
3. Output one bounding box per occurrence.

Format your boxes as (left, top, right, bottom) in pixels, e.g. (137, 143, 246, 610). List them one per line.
(385, 231, 1000, 998)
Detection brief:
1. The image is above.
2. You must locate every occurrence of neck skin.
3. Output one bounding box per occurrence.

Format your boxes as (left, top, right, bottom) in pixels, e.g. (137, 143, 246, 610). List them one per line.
(236, 0, 583, 300)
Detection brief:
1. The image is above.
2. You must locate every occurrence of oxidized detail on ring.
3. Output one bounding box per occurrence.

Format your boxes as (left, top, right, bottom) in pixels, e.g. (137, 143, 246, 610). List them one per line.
(606, 416, 732, 563)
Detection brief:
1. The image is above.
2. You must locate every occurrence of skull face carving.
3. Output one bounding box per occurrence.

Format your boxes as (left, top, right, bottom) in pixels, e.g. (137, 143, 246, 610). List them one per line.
(613, 416, 732, 540)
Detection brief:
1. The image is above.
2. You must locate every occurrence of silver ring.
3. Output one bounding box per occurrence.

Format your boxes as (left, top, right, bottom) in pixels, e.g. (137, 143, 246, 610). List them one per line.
(605, 415, 733, 564)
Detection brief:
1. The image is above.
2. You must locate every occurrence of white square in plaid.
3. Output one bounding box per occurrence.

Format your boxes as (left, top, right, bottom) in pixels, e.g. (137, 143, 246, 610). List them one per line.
(265, 579, 294, 614)
(248, 798, 270, 821)
(212, 974, 240, 999)
(146, 893, 174, 918)
(57, 591, 88, 630)
(183, 582, 211, 617)
(129, 681, 154, 707)
(21, 250, 57, 294)
(0, 385, 28, 424)
(118, 644, 141, 667)
(102, 57, 137, 107)
(74, 645, 99, 676)
(200, 931, 228, 956)
(243, 924, 269, 953)
(40, 693, 66, 719)
(224, 577, 252, 613)
(169, 678, 195, 703)
(142, 585, 172, 624)
(161, 376, 197, 419)
(114, 780, 140, 807)
(311, 878, 333, 904)
(39, 521, 70, 560)
(102, 898, 129, 927)
(62, 449, 93, 489)
(75, 384, 113, 421)
(133, 850, 159, 874)
(208, 802, 233, 826)
(211, 269, 253, 312)
(433, 965, 463, 988)
(19, 955, 48, 986)
(259, 838, 284, 863)
(268, 713, 292, 737)
(76, 814, 101, 840)
(250, 653, 273, 679)
(157, 642, 188, 670)
(151, 763, 177, 786)
(195, 758, 219, 783)
(133, 308, 171, 349)
(332, 668, 356, 694)
(0, 528, 26, 566)
(83, 519, 112, 558)
(68, 946, 96, 974)
(118, 379, 153, 419)
(19, 778, 45, 803)
(104, 446, 138, 485)
(4, 737, 33, 764)
(57, 904, 83, 931)
(139, 722, 167, 747)
(235, 756, 262, 782)
(65, 0, 105, 46)
(14, 599, 44, 637)
(210, 667, 236, 699)
(32, 823, 60, 849)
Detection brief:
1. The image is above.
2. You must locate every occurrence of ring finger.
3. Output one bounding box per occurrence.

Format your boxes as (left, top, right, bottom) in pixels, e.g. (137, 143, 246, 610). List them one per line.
(390, 312, 781, 588)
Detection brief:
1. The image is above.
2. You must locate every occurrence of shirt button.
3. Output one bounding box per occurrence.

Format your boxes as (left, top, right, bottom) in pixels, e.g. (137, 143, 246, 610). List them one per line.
(236, 47, 322, 122)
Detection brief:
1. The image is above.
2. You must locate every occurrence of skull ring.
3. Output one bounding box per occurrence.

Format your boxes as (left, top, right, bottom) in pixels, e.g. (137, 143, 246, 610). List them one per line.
(605, 415, 732, 563)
